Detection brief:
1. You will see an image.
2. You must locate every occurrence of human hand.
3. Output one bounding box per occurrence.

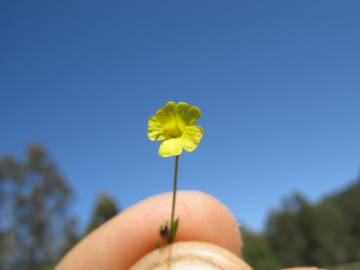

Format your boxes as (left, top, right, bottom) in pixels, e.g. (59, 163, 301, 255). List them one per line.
(55, 191, 242, 270)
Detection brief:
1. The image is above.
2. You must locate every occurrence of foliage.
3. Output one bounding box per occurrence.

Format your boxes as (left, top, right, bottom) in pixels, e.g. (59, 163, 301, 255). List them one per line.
(330, 262, 360, 270)
(265, 179, 360, 268)
(266, 193, 311, 266)
(324, 181, 360, 262)
(0, 145, 76, 270)
(242, 227, 281, 270)
(86, 193, 119, 234)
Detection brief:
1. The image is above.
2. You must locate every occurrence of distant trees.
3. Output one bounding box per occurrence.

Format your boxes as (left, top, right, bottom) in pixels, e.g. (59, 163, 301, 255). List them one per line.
(266, 193, 310, 266)
(0, 145, 120, 270)
(243, 178, 360, 269)
(325, 181, 360, 262)
(0, 145, 75, 270)
(86, 194, 119, 234)
(242, 227, 280, 270)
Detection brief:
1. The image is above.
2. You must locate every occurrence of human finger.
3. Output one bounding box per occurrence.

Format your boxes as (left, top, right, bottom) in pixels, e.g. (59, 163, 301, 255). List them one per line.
(56, 191, 242, 270)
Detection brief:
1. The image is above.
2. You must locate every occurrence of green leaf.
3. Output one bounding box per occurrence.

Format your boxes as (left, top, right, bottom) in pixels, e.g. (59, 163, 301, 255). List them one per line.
(168, 218, 179, 243)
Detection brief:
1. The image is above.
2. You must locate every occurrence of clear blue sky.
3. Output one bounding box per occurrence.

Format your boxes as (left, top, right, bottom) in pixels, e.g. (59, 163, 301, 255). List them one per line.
(1, 1, 359, 231)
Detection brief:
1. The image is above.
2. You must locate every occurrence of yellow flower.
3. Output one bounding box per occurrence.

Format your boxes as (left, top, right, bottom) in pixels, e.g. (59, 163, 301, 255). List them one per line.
(148, 101, 204, 157)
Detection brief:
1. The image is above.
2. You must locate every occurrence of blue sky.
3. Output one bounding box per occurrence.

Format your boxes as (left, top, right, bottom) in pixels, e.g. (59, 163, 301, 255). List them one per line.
(1, 1, 359, 231)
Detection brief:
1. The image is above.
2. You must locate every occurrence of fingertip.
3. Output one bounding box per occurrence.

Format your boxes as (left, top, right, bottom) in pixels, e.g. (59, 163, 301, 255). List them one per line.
(174, 191, 242, 256)
(56, 191, 242, 270)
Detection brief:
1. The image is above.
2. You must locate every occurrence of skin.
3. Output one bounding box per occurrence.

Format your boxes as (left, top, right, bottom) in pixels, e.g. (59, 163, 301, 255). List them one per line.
(56, 191, 242, 270)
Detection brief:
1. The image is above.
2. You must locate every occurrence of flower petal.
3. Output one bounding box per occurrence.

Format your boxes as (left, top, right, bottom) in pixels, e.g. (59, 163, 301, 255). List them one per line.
(175, 102, 201, 129)
(156, 101, 177, 126)
(181, 126, 204, 152)
(155, 101, 182, 138)
(159, 138, 184, 157)
(148, 116, 165, 141)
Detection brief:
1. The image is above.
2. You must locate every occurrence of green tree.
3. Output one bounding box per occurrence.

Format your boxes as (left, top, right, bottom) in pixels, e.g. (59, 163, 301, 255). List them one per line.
(242, 227, 280, 270)
(298, 201, 350, 266)
(265, 179, 360, 268)
(86, 194, 119, 234)
(266, 193, 309, 267)
(0, 145, 76, 270)
(324, 180, 360, 262)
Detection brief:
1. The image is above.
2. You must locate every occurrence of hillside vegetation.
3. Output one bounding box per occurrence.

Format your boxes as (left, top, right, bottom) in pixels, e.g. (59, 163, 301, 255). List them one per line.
(243, 179, 360, 270)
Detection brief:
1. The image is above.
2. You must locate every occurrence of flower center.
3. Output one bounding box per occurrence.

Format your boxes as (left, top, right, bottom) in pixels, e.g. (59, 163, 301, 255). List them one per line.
(164, 125, 182, 138)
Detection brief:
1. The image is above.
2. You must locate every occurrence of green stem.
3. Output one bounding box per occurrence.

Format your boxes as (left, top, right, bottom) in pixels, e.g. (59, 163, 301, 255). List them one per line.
(169, 155, 179, 243)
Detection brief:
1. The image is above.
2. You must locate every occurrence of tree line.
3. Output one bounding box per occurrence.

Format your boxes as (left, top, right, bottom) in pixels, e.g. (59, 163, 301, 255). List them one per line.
(0, 145, 118, 270)
(243, 177, 360, 269)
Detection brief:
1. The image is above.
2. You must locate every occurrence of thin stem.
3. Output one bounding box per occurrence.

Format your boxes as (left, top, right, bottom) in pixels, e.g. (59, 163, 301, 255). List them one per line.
(169, 155, 179, 242)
